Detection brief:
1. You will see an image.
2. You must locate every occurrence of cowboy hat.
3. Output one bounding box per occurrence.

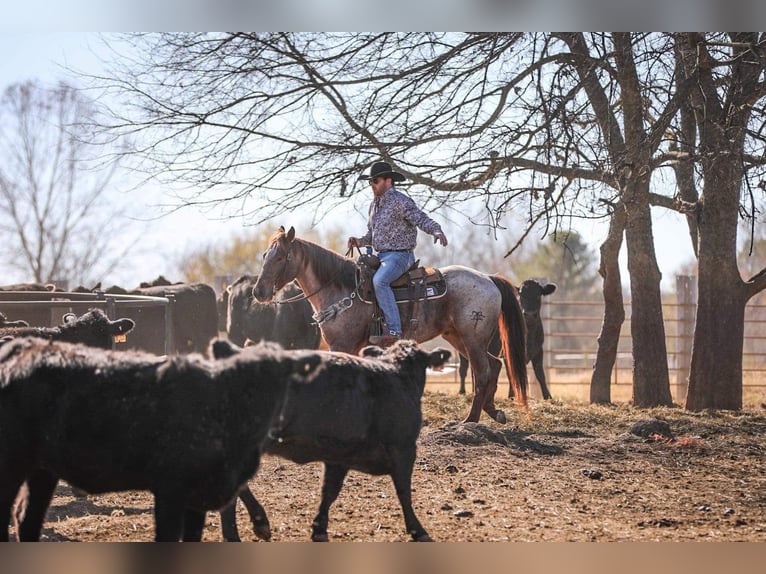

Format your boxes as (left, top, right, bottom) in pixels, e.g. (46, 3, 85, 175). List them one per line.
(358, 161, 406, 182)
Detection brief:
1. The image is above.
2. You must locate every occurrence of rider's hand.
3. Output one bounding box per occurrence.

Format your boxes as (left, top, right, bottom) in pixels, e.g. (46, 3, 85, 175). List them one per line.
(433, 231, 448, 247)
(347, 236, 360, 250)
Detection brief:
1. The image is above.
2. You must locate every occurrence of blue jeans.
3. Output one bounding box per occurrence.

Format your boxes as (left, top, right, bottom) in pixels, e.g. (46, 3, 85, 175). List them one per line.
(373, 250, 415, 335)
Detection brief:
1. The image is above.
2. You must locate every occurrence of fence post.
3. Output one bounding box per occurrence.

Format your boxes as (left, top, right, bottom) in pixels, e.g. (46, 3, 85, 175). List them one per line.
(675, 275, 697, 404)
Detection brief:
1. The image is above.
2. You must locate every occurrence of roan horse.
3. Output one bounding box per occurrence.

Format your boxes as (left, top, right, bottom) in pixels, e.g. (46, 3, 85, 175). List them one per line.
(252, 226, 527, 423)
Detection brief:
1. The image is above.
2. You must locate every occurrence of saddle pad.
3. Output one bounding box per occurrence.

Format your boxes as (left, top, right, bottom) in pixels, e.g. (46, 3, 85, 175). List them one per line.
(357, 266, 447, 303)
(392, 277, 447, 302)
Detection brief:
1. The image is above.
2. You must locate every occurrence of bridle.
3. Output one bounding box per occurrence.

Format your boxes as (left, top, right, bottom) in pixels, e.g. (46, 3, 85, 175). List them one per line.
(268, 239, 350, 305)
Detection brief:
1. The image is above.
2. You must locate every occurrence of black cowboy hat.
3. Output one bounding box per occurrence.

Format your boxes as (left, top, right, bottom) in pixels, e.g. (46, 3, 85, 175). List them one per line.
(358, 161, 406, 182)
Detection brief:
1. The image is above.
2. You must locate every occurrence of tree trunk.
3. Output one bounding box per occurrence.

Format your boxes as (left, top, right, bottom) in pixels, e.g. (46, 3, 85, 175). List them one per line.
(687, 271, 745, 411)
(678, 32, 765, 411)
(686, 161, 747, 410)
(624, 179, 673, 407)
(590, 205, 626, 404)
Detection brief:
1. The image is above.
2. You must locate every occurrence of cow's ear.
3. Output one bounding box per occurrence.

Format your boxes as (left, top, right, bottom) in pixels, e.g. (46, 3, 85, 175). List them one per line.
(361, 345, 385, 358)
(286, 226, 296, 242)
(543, 283, 557, 296)
(211, 338, 240, 359)
(63, 312, 77, 324)
(111, 318, 135, 335)
(428, 348, 452, 370)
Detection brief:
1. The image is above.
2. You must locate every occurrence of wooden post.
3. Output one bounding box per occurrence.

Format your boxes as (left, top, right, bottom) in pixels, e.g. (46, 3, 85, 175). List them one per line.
(675, 275, 697, 405)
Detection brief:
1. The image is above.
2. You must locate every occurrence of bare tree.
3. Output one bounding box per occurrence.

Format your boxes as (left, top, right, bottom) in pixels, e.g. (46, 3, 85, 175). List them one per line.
(92, 32, 766, 410)
(0, 80, 137, 286)
(674, 33, 766, 410)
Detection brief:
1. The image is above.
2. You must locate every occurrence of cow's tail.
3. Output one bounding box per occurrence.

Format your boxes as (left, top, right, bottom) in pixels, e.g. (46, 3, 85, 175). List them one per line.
(490, 275, 528, 411)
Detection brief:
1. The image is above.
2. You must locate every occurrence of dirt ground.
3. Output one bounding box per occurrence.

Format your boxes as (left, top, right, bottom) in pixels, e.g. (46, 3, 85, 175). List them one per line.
(11, 386, 765, 543)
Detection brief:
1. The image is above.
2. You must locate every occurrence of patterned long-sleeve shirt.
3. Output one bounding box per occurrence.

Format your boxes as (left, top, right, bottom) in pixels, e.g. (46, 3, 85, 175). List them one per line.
(359, 187, 444, 252)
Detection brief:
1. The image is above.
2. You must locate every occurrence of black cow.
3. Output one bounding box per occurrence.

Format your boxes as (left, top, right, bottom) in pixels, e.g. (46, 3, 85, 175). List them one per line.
(215, 339, 451, 542)
(0, 338, 321, 542)
(226, 274, 320, 350)
(82, 279, 219, 355)
(459, 279, 557, 400)
(133, 281, 219, 354)
(0, 308, 134, 350)
(0, 282, 59, 327)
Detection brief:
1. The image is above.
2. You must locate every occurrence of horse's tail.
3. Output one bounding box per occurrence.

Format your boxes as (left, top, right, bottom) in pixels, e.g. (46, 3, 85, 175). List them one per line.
(490, 275, 528, 410)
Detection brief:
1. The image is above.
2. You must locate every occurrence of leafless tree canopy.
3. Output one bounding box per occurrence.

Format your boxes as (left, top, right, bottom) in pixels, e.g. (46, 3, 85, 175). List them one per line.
(90, 32, 766, 410)
(91, 34, 626, 236)
(0, 81, 137, 285)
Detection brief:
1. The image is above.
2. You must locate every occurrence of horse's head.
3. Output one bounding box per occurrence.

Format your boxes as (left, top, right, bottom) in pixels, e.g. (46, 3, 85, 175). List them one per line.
(253, 226, 300, 302)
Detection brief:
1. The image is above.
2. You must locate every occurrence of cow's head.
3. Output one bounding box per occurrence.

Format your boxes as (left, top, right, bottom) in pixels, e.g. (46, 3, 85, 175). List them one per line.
(60, 308, 135, 349)
(362, 340, 451, 371)
(208, 337, 322, 379)
(519, 279, 557, 316)
(253, 226, 299, 302)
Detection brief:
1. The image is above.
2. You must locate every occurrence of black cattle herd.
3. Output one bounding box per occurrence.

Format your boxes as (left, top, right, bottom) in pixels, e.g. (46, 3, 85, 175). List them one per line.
(0, 274, 553, 542)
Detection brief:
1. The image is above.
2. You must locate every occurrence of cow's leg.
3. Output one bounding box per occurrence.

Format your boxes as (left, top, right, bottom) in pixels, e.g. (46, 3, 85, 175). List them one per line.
(16, 470, 58, 541)
(0, 473, 27, 542)
(153, 492, 186, 542)
(238, 486, 271, 541)
(390, 448, 431, 542)
(531, 355, 552, 400)
(219, 486, 271, 542)
(219, 499, 241, 542)
(182, 509, 206, 542)
(311, 464, 348, 542)
(458, 354, 469, 395)
(0, 494, 13, 542)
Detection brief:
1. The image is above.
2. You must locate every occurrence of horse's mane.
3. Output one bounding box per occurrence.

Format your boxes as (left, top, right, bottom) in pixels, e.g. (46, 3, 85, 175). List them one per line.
(270, 230, 357, 292)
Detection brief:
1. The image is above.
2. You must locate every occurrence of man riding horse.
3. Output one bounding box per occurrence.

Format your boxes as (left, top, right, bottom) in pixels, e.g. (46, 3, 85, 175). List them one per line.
(347, 161, 449, 346)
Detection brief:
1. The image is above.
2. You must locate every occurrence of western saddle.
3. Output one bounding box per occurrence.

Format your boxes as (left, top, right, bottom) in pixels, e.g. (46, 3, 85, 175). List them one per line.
(355, 253, 447, 340)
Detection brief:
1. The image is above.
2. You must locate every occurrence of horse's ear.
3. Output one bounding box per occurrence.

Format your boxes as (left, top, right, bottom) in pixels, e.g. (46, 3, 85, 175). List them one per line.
(279, 225, 286, 233)
(286, 227, 296, 242)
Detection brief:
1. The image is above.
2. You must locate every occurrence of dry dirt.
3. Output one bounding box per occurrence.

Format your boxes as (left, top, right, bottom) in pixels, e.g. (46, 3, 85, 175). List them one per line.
(11, 392, 766, 543)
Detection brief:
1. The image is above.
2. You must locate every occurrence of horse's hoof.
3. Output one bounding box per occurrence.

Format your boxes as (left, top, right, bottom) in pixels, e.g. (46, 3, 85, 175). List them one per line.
(494, 410, 507, 424)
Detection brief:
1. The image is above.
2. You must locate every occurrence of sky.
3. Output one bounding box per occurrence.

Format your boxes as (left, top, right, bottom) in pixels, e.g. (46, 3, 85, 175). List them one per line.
(0, 30, 702, 292)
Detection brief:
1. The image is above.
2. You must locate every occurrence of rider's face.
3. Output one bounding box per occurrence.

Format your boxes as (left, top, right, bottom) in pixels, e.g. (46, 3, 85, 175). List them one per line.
(370, 176, 390, 196)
